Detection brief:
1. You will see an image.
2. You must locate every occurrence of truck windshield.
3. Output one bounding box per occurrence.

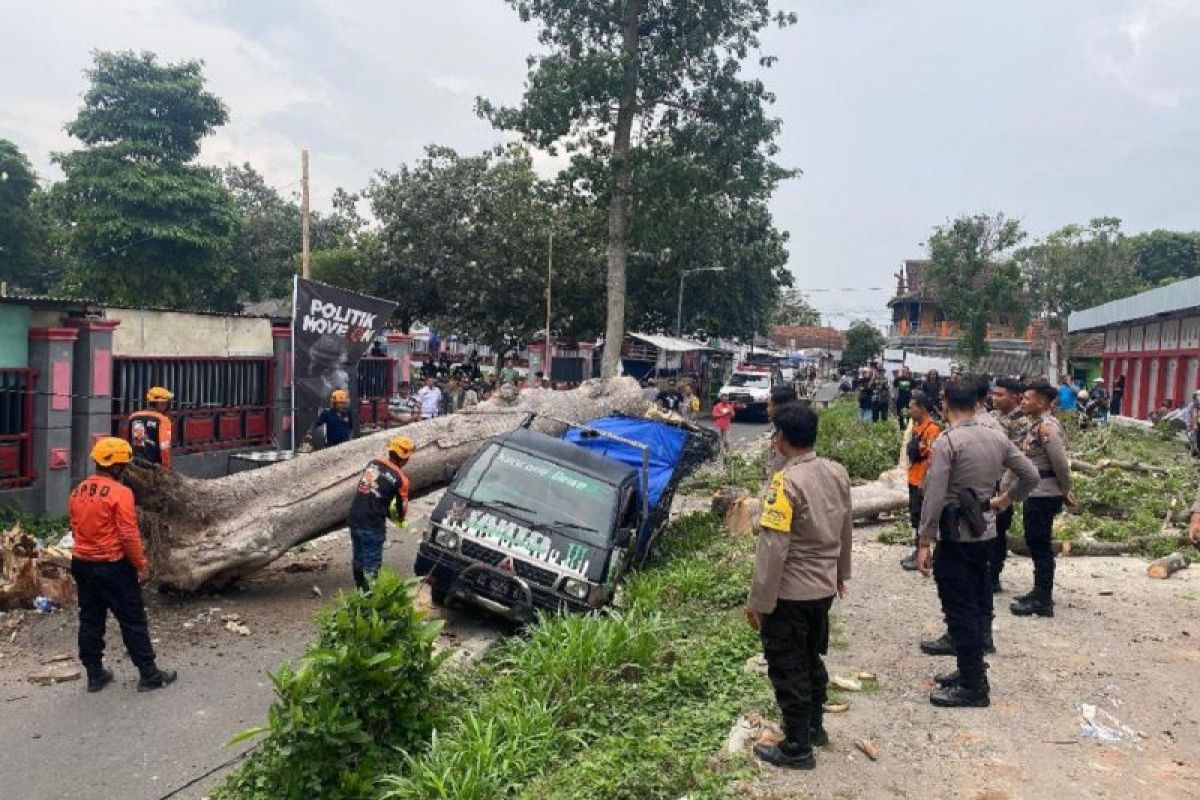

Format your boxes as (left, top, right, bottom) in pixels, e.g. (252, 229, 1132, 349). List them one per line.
(453, 444, 619, 548)
(728, 374, 771, 389)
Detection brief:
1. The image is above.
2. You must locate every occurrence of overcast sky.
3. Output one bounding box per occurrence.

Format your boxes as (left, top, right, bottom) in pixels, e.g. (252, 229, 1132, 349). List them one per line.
(4, 0, 1198, 327)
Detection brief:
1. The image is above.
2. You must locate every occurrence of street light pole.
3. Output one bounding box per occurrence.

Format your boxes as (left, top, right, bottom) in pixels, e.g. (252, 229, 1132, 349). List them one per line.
(676, 267, 726, 337)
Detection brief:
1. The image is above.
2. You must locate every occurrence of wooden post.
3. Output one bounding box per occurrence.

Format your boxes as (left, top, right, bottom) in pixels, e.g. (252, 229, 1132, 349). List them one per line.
(300, 149, 311, 279)
(545, 231, 553, 381)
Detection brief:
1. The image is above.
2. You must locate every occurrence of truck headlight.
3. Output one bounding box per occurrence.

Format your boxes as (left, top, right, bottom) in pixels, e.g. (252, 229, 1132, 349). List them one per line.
(434, 528, 460, 550)
(563, 578, 590, 600)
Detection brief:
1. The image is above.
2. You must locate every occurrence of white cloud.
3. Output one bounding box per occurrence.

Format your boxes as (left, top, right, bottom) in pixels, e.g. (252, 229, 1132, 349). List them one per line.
(1086, 0, 1200, 108)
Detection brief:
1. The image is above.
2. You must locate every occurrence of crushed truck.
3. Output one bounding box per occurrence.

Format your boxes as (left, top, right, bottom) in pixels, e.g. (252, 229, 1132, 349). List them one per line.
(413, 414, 715, 621)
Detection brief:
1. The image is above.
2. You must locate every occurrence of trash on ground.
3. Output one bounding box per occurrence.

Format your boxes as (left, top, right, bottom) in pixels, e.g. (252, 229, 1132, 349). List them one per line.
(311, 585, 323, 598)
(224, 620, 251, 636)
(854, 739, 881, 761)
(1079, 703, 1139, 743)
(28, 664, 81, 686)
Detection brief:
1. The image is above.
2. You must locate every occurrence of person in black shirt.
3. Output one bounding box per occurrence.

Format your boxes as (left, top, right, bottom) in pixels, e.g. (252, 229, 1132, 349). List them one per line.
(347, 435, 414, 590)
(870, 374, 890, 423)
(307, 389, 354, 448)
(657, 379, 684, 413)
(893, 367, 914, 429)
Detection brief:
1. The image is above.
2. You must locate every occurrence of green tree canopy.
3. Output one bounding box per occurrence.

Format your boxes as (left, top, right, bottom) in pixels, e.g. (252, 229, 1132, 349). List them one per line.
(842, 320, 885, 369)
(51, 51, 238, 309)
(481, 0, 797, 376)
(0, 139, 50, 292)
(925, 213, 1027, 366)
(1129, 229, 1200, 286)
(1019, 217, 1137, 371)
(772, 289, 821, 327)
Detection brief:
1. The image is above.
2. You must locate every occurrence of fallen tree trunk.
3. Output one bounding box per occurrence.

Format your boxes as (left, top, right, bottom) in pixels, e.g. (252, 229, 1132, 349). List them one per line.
(1007, 533, 1189, 557)
(1069, 458, 1170, 476)
(1147, 552, 1191, 579)
(128, 379, 650, 591)
(710, 466, 911, 532)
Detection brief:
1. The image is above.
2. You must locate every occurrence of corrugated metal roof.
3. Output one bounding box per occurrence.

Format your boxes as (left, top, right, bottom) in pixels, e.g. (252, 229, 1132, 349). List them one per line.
(1069, 276, 1200, 332)
(628, 332, 713, 353)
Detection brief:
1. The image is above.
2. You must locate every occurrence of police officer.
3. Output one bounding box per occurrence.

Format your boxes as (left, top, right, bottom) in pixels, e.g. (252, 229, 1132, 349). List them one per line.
(69, 438, 177, 692)
(747, 402, 852, 768)
(916, 379, 1037, 707)
(990, 377, 1029, 592)
(348, 435, 414, 590)
(1010, 380, 1075, 617)
(763, 385, 799, 483)
(128, 386, 174, 468)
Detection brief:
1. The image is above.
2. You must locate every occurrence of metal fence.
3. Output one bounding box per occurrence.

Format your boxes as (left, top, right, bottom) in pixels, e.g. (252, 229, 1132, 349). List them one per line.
(111, 357, 273, 454)
(357, 357, 396, 430)
(0, 368, 36, 487)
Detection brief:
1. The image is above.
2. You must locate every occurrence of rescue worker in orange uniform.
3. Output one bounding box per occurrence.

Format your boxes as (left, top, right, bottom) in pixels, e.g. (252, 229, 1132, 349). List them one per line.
(347, 435, 414, 590)
(69, 438, 177, 693)
(128, 386, 174, 468)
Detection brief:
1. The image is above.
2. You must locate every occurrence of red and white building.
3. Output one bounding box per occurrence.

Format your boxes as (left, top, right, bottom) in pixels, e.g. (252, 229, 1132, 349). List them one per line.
(1069, 276, 1200, 420)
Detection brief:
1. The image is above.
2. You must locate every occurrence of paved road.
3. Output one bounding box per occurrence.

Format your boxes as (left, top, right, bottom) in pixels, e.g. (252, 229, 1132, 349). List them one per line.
(0, 493, 498, 800)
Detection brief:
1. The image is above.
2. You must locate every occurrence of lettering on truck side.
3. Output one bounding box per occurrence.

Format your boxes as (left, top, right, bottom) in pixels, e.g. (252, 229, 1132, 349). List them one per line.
(444, 509, 593, 579)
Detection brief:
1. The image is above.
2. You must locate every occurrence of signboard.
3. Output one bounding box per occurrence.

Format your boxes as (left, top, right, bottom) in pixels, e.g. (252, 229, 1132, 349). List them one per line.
(291, 277, 397, 448)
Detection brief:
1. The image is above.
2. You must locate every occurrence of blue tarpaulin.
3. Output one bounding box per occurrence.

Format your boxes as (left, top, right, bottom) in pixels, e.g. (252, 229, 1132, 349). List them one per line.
(562, 416, 688, 551)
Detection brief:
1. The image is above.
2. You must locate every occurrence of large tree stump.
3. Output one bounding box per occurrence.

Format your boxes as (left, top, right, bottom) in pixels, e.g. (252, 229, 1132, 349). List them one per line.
(128, 378, 650, 591)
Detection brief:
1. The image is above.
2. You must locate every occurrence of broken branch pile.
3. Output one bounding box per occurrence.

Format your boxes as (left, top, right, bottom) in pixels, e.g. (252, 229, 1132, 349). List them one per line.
(0, 526, 75, 609)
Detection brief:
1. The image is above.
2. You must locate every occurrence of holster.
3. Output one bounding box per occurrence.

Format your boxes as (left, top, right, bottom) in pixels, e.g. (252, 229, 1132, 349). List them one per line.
(938, 488, 987, 541)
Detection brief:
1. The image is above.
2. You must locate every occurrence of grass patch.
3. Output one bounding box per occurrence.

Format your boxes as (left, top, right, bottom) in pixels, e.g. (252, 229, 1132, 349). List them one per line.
(877, 518, 913, 546)
(220, 512, 774, 800)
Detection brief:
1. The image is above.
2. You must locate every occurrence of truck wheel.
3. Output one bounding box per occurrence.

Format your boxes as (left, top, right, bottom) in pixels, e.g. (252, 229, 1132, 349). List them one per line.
(430, 582, 449, 606)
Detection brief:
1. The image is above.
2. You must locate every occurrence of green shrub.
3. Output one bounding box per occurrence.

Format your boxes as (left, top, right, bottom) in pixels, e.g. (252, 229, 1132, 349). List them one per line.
(218, 571, 444, 800)
(0, 506, 70, 544)
(816, 398, 902, 481)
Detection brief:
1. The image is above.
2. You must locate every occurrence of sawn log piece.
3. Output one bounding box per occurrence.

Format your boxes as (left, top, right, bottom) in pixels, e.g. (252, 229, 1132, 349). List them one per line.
(128, 378, 650, 591)
(710, 466, 910, 532)
(1007, 533, 1191, 557)
(1146, 552, 1191, 579)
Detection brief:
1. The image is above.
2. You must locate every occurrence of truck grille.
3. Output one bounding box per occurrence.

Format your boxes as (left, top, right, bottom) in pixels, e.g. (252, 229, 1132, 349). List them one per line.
(460, 539, 556, 587)
(727, 393, 756, 404)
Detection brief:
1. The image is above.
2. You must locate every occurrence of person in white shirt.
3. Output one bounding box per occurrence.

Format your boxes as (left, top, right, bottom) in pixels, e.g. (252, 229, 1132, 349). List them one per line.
(416, 376, 443, 420)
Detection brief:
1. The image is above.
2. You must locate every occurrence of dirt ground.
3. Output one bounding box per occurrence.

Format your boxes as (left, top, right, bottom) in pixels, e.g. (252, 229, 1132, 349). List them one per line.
(746, 522, 1200, 800)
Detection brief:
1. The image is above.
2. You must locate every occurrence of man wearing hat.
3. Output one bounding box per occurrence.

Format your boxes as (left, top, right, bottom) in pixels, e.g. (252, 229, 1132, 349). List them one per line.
(307, 389, 355, 448)
(128, 386, 174, 468)
(69, 438, 177, 692)
(347, 435, 414, 589)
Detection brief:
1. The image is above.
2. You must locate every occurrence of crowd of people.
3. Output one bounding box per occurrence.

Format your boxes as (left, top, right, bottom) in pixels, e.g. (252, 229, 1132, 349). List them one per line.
(748, 370, 1093, 771)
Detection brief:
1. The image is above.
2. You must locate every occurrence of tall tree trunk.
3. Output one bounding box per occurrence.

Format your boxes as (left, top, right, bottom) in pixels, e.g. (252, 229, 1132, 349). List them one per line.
(601, 0, 642, 378)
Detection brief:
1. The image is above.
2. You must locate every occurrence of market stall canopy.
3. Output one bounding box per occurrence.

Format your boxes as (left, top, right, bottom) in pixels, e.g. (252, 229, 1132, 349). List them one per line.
(628, 333, 715, 353)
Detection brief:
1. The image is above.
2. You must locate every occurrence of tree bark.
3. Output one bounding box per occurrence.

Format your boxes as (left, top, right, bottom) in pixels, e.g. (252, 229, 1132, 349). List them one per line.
(1147, 552, 1191, 579)
(600, 0, 642, 379)
(1007, 533, 1188, 557)
(128, 379, 650, 591)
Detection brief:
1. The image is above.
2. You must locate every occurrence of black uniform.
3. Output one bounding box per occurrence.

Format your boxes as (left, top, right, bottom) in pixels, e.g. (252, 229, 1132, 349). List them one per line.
(347, 458, 408, 589)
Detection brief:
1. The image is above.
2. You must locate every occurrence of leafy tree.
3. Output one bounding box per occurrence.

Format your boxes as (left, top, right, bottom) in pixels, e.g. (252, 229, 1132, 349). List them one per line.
(51, 51, 238, 309)
(1020, 217, 1137, 373)
(482, 0, 797, 376)
(842, 320, 885, 369)
(772, 289, 821, 327)
(925, 213, 1027, 366)
(223, 164, 357, 303)
(367, 146, 557, 351)
(1128, 229, 1200, 286)
(0, 139, 51, 292)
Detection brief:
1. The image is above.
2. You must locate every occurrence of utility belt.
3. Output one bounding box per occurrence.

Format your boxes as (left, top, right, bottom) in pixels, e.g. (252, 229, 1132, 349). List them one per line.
(1037, 469, 1056, 479)
(938, 487, 989, 542)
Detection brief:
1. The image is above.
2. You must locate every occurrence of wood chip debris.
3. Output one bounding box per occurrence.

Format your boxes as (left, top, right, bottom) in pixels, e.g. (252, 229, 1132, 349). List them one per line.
(831, 675, 863, 692)
(854, 739, 881, 761)
(223, 620, 251, 636)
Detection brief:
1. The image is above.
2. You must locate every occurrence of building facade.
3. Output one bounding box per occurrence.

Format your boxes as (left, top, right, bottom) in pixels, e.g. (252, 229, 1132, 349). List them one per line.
(1070, 276, 1200, 420)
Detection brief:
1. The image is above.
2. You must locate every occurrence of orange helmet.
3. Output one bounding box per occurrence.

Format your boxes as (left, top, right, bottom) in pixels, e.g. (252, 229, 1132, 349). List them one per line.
(146, 386, 173, 402)
(331, 389, 350, 404)
(92, 437, 133, 467)
(388, 435, 415, 460)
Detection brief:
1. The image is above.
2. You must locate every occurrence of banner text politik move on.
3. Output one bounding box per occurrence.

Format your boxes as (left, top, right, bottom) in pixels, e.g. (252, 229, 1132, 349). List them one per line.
(291, 277, 398, 447)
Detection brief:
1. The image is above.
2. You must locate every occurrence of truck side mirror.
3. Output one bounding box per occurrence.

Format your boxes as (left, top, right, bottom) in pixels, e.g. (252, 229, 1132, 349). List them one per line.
(614, 528, 634, 548)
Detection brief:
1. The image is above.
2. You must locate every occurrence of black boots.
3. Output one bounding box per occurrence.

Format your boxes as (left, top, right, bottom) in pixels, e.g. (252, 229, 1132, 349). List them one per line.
(137, 668, 178, 693)
(753, 740, 816, 770)
(353, 568, 368, 591)
(901, 550, 919, 571)
(935, 662, 989, 687)
(810, 710, 829, 747)
(1010, 589, 1054, 617)
(919, 632, 955, 656)
(930, 680, 990, 708)
(86, 667, 114, 693)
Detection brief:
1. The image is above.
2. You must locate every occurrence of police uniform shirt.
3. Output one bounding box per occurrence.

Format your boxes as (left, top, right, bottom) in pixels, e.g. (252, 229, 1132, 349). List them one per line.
(748, 453, 853, 612)
(917, 419, 1039, 545)
(993, 407, 1030, 447)
(1023, 413, 1072, 498)
(348, 459, 409, 529)
(315, 408, 354, 445)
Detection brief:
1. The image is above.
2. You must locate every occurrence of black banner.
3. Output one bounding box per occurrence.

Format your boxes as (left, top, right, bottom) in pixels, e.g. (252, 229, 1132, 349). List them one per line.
(291, 277, 398, 447)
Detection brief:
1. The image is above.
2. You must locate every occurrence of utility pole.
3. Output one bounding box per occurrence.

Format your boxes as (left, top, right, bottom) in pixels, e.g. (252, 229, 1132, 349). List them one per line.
(300, 149, 311, 279)
(544, 231, 554, 382)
